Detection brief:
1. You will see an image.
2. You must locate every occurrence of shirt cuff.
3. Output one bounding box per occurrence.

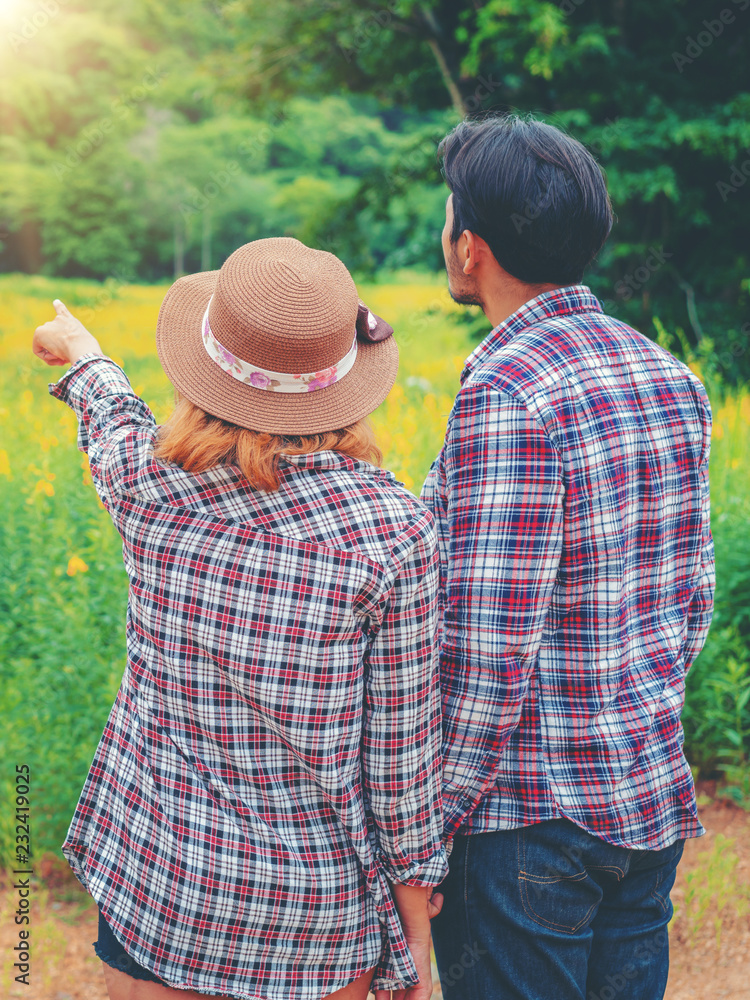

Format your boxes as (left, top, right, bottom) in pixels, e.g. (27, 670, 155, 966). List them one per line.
(48, 354, 124, 401)
(48, 355, 133, 454)
(377, 845, 449, 886)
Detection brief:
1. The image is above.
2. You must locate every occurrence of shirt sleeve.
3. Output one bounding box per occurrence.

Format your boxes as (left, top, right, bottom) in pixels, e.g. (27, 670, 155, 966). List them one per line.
(362, 511, 448, 887)
(437, 382, 565, 836)
(684, 395, 715, 669)
(49, 355, 158, 512)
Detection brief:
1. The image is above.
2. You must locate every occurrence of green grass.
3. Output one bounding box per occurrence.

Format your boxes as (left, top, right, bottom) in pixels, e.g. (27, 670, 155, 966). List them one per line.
(1, 272, 748, 862)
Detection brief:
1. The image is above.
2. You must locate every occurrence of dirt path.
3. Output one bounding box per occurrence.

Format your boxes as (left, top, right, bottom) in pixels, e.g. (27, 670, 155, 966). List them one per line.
(2, 788, 748, 999)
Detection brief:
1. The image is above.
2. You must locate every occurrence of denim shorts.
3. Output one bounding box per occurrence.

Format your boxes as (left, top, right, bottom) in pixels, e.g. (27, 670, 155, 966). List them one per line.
(93, 906, 167, 984)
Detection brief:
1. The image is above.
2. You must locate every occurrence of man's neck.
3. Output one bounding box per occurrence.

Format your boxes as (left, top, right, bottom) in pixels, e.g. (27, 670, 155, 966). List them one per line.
(481, 278, 563, 330)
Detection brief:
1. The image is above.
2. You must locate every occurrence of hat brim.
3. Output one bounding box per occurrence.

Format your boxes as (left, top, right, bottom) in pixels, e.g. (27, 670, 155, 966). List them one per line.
(155, 269, 399, 435)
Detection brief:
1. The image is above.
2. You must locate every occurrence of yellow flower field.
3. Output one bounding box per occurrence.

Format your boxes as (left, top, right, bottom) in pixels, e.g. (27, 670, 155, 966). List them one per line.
(0, 272, 477, 867)
(0, 271, 748, 869)
(0, 274, 469, 495)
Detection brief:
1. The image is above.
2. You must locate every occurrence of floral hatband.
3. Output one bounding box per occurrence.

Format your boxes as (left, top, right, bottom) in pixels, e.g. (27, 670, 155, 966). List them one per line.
(201, 299, 358, 394)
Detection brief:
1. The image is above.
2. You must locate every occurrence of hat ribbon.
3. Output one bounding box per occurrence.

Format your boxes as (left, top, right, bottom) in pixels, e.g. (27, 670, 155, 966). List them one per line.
(201, 299, 358, 394)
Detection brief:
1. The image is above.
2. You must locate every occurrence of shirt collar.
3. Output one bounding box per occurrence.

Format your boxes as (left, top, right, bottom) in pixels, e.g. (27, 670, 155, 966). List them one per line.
(280, 450, 375, 473)
(461, 284, 603, 383)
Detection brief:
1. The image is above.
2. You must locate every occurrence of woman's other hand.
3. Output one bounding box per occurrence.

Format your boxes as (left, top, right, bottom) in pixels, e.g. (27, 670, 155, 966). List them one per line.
(33, 299, 103, 366)
(372, 888, 444, 1000)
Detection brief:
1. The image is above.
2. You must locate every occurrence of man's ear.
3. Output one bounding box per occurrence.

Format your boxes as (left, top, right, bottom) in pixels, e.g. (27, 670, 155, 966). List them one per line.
(462, 230, 491, 274)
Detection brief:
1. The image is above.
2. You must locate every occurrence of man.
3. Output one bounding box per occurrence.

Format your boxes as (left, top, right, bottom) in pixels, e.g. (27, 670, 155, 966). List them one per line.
(423, 116, 714, 1000)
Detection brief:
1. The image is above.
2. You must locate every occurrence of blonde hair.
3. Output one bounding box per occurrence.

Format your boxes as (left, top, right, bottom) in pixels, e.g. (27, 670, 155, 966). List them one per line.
(153, 395, 383, 492)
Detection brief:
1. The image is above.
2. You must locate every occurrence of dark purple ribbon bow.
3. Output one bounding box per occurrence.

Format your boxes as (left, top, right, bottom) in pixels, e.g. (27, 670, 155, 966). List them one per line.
(356, 301, 394, 343)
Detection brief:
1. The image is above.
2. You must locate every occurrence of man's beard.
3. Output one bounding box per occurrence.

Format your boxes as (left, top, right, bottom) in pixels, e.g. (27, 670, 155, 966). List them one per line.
(445, 247, 485, 310)
(448, 286, 484, 308)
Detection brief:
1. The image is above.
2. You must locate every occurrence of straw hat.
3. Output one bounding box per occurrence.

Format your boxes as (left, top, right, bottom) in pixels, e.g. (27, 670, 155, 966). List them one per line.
(155, 237, 398, 435)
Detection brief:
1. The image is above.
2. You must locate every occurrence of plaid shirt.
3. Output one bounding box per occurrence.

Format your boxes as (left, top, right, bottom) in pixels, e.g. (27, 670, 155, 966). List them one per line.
(422, 286, 714, 850)
(52, 357, 447, 999)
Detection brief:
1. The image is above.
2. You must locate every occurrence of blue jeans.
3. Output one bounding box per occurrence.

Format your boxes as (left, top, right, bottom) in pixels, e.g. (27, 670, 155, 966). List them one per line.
(431, 819, 684, 1000)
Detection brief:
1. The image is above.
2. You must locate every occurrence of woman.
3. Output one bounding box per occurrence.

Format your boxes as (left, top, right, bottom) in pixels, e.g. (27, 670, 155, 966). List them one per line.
(33, 238, 447, 1000)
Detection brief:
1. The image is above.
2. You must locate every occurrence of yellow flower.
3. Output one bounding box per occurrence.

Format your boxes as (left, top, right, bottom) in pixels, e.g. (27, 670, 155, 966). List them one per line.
(19, 390, 33, 417)
(402, 412, 418, 438)
(0, 449, 10, 477)
(67, 556, 89, 577)
(34, 479, 54, 496)
(39, 435, 60, 453)
(388, 382, 405, 403)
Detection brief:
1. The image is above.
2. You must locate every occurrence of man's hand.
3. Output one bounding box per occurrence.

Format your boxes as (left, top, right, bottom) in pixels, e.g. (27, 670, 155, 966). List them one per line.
(372, 889, 444, 1000)
(33, 300, 102, 366)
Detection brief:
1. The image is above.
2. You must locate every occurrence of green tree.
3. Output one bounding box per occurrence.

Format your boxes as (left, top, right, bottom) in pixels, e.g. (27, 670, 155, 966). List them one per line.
(225, 0, 749, 372)
(38, 144, 148, 278)
(1, 0, 748, 373)
(221, 0, 482, 115)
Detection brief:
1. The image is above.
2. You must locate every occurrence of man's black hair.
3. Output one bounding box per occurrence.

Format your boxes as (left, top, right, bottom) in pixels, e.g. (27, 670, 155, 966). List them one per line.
(439, 115, 613, 285)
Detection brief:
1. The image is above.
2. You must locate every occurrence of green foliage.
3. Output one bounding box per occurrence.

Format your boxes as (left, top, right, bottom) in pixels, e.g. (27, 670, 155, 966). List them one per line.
(1, 0, 748, 379)
(227, 0, 750, 377)
(40, 146, 149, 278)
(683, 630, 750, 778)
(219, 0, 460, 112)
(673, 835, 750, 949)
(680, 377, 750, 787)
(0, 385, 127, 861)
(462, 0, 571, 81)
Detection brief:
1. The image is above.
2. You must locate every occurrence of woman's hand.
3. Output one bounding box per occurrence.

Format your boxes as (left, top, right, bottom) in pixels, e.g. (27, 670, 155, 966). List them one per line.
(372, 888, 443, 1000)
(33, 299, 103, 366)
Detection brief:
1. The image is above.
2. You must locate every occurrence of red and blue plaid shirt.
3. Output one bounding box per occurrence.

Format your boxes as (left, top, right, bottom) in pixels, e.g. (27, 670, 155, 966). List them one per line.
(422, 285, 714, 850)
(52, 357, 447, 999)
